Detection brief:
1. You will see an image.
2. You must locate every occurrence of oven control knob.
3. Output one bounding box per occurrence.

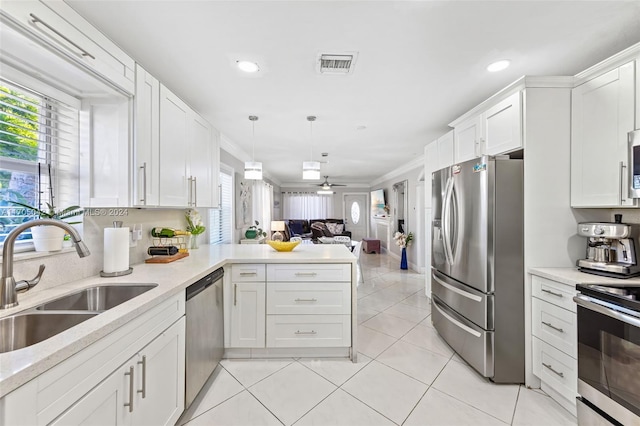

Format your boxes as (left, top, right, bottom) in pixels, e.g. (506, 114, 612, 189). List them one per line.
(594, 226, 605, 235)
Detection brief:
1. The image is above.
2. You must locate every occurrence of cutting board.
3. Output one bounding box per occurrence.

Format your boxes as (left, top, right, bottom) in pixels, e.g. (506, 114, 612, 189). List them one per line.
(145, 252, 189, 263)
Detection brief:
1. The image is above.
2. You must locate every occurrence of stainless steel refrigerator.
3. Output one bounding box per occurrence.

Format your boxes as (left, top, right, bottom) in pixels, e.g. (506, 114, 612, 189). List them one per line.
(431, 155, 524, 383)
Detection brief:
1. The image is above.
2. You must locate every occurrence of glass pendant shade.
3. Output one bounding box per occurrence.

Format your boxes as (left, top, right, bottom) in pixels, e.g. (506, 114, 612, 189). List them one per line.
(244, 161, 262, 180)
(302, 161, 321, 180)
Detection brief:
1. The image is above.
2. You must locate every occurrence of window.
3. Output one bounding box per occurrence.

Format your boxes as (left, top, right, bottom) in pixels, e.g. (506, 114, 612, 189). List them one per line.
(350, 201, 360, 224)
(0, 78, 80, 245)
(209, 167, 232, 244)
(282, 192, 333, 219)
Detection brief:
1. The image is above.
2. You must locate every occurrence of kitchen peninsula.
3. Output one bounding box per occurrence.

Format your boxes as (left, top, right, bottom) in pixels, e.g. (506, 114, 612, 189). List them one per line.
(0, 244, 356, 426)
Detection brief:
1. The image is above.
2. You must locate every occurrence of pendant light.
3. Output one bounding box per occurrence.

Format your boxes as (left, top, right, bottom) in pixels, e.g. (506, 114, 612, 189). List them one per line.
(244, 115, 262, 180)
(302, 115, 321, 180)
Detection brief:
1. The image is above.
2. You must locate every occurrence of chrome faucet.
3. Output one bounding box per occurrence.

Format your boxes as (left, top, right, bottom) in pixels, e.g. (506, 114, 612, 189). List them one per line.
(1, 218, 90, 309)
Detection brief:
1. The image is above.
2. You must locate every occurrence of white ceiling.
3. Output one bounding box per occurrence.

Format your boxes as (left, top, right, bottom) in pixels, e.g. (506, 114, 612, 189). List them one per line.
(67, 0, 640, 188)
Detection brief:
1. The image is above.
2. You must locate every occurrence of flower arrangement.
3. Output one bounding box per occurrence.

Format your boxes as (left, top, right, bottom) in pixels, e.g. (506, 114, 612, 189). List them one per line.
(393, 231, 414, 248)
(185, 209, 206, 236)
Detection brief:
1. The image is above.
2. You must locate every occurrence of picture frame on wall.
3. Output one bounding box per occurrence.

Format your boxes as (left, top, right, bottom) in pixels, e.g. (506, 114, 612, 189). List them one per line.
(235, 172, 252, 229)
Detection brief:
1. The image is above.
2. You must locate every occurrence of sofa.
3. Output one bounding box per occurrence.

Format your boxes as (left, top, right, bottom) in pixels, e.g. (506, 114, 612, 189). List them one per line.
(309, 219, 352, 240)
(283, 219, 351, 241)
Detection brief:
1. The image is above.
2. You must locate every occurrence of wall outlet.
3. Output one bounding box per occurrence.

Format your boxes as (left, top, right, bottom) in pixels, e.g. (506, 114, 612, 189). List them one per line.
(130, 224, 142, 247)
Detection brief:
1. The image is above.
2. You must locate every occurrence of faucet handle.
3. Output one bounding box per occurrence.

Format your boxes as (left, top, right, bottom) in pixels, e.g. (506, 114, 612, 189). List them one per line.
(16, 264, 46, 293)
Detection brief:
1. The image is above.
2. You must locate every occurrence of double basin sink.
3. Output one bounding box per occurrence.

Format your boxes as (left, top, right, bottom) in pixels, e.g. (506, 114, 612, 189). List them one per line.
(0, 284, 158, 354)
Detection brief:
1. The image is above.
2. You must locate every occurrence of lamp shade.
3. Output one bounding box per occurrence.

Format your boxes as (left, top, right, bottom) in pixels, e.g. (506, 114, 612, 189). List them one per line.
(271, 221, 285, 231)
(244, 161, 262, 180)
(302, 161, 321, 180)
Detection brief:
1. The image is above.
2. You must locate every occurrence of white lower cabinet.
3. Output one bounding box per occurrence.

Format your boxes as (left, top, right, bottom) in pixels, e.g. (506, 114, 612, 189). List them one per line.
(1, 294, 185, 426)
(225, 263, 352, 351)
(53, 317, 185, 426)
(531, 274, 577, 415)
(230, 281, 266, 348)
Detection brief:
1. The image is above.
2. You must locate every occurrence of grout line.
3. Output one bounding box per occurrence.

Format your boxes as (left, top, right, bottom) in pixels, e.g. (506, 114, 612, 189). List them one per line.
(511, 385, 523, 425)
(399, 385, 431, 425)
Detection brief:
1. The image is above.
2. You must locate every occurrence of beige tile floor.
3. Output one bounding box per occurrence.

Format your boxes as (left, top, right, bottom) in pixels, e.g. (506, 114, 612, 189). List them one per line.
(178, 251, 577, 426)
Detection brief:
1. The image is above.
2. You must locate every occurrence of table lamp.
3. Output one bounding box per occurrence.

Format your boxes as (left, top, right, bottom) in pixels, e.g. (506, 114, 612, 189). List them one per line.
(271, 221, 285, 241)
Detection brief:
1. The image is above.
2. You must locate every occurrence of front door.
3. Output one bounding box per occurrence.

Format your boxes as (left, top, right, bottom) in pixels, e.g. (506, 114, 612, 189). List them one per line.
(343, 193, 367, 241)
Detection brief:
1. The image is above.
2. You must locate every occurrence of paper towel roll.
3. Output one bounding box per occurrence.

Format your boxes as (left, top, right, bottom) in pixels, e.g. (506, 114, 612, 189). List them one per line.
(104, 227, 129, 273)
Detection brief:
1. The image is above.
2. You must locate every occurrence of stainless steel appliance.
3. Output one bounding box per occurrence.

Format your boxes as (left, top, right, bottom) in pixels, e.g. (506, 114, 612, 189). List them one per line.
(431, 156, 524, 383)
(574, 284, 640, 425)
(185, 267, 224, 409)
(577, 217, 640, 278)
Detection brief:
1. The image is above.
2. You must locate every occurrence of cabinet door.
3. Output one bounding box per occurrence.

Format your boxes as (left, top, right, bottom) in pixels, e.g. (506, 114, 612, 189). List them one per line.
(159, 85, 189, 206)
(454, 116, 482, 163)
(483, 91, 522, 156)
(51, 361, 134, 426)
(189, 112, 213, 207)
(571, 62, 636, 207)
(436, 130, 454, 169)
(133, 64, 160, 206)
(230, 282, 266, 348)
(134, 317, 185, 426)
(424, 140, 438, 209)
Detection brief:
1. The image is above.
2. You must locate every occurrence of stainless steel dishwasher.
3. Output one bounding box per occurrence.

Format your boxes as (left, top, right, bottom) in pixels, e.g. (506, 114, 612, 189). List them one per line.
(185, 267, 224, 409)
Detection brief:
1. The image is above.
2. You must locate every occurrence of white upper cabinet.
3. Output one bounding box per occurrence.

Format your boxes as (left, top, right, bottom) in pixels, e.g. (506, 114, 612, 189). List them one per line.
(454, 115, 483, 163)
(159, 85, 190, 207)
(483, 91, 522, 156)
(158, 84, 220, 208)
(571, 61, 636, 207)
(0, 0, 135, 94)
(134, 64, 160, 207)
(436, 130, 454, 169)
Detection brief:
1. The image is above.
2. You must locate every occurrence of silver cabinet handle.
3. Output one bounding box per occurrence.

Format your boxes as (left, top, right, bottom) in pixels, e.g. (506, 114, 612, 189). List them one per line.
(542, 362, 564, 378)
(187, 176, 194, 206)
(124, 366, 134, 412)
(137, 355, 146, 398)
(541, 288, 563, 298)
(239, 272, 257, 276)
(541, 321, 564, 333)
(193, 176, 197, 206)
(234, 284, 237, 306)
(139, 163, 147, 204)
(295, 272, 317, 276)
(620, 161, 627, 204)
(294, 298, 318, 302)
(29, 14, 96, 59)
(295, 330, 317, 335)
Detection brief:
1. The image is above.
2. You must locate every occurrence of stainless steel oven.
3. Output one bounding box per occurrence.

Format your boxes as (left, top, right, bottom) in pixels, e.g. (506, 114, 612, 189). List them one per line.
(574, 284, 640, 425)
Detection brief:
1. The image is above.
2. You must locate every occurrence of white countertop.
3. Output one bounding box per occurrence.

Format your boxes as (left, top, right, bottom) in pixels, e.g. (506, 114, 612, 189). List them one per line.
(529, 267, 640, 287)
(0, 244, 355, 398)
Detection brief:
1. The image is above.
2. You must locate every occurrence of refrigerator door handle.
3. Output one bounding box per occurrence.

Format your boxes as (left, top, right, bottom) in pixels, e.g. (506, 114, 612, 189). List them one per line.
(433, 273, 482, 302)
(442, 175, 455, 265)
(433, 298, 482, 337)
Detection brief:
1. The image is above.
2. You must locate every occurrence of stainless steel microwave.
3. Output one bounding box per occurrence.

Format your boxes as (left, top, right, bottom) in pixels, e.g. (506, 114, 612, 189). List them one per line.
(630, 130, 640, 198)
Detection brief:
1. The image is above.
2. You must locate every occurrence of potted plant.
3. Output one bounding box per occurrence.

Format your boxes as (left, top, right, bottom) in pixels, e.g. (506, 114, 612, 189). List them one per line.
(9, 201, 83, 251)
(185, 208, 206, 249)
(245, 220, 267, 239)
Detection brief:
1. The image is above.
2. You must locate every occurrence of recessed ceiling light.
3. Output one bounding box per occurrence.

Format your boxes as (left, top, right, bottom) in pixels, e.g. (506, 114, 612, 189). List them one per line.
(487, 60, 510, 72)
(237, 61, 260, 73)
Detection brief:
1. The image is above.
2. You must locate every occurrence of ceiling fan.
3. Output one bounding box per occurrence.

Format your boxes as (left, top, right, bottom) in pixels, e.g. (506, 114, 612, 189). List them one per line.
(314, 176, 347, 190)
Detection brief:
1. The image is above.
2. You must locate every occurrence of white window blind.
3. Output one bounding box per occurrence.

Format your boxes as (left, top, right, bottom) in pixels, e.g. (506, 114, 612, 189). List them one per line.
(210, 169, 232, 244)
(0, 78, 80, 245)
(282, 192, 333, 219)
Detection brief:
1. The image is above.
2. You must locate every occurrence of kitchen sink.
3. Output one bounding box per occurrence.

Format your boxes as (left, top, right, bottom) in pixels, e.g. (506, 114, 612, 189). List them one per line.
(0, 312, 98, 353)
(35, 284, 158, 312)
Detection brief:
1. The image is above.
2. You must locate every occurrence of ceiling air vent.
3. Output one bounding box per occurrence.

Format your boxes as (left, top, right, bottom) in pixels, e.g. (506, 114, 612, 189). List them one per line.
(316, 52, 358, 75)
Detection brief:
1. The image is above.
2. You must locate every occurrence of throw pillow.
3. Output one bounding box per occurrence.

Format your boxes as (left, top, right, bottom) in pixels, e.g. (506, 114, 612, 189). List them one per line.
(326, 222, 344, 234)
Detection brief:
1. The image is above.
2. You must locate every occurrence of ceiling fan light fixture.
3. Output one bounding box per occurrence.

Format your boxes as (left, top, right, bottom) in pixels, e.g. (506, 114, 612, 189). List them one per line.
(244, 115, 262, 180)
(302, 161, 321, 180)
(317, 190, 334, 195)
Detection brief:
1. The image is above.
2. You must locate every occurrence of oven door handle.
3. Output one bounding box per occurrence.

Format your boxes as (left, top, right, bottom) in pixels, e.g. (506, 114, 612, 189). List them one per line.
(574, 294, 640, 328)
